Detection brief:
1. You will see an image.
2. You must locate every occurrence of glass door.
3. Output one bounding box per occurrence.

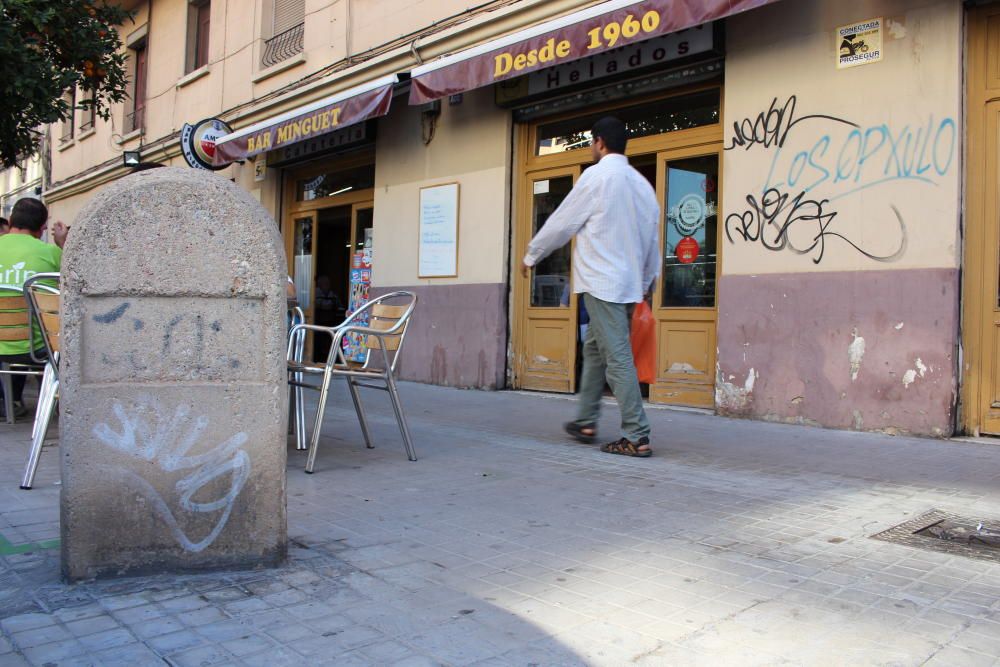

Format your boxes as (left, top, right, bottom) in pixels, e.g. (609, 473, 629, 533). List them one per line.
(292, 211, 318, 323)
(514, 166, 580, 392)
(651, 149, 721, 407)
(351, 202, 374, 259)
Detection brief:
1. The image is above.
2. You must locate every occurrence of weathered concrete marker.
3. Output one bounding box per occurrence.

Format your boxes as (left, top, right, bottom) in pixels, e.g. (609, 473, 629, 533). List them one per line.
(61, 167, 287, 580)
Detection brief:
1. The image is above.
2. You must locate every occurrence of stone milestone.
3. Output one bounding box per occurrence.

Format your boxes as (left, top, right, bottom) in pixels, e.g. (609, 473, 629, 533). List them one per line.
(60, 167, 287, 580)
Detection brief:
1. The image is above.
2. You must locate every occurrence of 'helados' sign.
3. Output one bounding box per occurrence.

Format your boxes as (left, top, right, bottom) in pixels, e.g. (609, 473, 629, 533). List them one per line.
(213, 75, 396, 165)
(409, 0, 777, 104)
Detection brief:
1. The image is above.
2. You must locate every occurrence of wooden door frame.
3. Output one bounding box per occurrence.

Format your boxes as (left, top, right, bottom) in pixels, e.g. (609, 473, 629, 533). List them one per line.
(650, 144, 723, 407)
(961, 6, 998, 435)
(282, 151, 376, 286)
(513, 164, 582, 391)
(511, 84, 725, 396)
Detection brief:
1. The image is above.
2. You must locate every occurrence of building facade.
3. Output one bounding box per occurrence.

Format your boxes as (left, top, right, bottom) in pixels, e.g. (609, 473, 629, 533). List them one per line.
(41, 0, 996, 438)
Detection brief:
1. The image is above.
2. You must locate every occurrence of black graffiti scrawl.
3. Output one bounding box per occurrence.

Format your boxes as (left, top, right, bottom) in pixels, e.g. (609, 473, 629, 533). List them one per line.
(724, 95, 956, 264)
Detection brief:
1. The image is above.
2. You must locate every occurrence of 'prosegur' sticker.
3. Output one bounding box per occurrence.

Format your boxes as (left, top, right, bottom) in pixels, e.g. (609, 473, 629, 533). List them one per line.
(837, 18, 883, 69)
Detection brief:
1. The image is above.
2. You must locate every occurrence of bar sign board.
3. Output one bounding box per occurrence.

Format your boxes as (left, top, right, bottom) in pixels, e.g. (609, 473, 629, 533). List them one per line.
(418, 183, 460, 278)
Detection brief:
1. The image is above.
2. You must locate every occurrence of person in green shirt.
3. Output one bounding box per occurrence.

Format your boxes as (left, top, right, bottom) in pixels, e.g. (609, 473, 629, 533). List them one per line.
(0, 198, 62, 416)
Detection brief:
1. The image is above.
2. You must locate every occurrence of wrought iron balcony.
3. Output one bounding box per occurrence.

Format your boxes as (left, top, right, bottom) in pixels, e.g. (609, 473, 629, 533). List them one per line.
(261, 22, 304, 69)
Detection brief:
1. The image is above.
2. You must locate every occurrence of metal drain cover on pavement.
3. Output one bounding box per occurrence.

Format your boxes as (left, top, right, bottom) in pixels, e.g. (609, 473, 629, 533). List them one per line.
(871, 509, 1000, 563)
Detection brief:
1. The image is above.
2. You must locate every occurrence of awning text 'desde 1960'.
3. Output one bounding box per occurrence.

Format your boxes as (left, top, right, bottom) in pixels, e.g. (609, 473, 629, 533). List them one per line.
(408, 0, 779, 104)
(213, 74, 397, 165)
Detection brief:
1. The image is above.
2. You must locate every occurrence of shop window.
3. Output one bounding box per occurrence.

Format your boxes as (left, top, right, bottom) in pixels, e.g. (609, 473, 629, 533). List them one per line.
(186, 0, 211, 73)
(535, 90, 720, 156)
(662, 154, 718, 309)
(296, 163, 375, 202)
(60, 89, 76, 142)
(125, 38, 148, 133)
(262, 0, 304, 68)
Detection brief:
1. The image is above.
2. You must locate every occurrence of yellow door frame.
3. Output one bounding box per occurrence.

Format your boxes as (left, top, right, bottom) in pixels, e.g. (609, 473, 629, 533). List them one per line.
(962, 6, 1000, 434)
(511, 85, 724, 399)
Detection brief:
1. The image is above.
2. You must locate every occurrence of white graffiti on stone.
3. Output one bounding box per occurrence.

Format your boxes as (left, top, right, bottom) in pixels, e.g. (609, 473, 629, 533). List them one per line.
(92, 397, 250, 552)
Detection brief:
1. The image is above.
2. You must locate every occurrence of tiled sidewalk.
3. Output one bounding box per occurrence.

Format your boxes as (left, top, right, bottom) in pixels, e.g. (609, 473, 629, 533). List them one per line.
(1, 382, 1000, 665)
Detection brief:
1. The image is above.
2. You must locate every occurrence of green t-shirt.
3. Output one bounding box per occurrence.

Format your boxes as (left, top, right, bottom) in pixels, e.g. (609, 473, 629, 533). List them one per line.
(0, 233, 62, 356)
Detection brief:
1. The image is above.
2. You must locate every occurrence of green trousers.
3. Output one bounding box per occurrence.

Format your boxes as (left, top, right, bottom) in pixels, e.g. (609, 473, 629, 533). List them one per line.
(574, 293, 651, 442)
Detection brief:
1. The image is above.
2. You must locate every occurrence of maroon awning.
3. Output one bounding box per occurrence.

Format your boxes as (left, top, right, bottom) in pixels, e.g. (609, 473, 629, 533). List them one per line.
(214, 75, 397, 165)
(409, 0, 778, 104)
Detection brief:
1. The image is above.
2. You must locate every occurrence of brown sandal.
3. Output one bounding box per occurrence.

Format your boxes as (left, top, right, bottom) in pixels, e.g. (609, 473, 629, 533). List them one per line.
(600, 437, 652, 458)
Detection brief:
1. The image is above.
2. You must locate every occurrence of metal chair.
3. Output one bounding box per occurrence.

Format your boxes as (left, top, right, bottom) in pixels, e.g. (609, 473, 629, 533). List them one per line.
(20, 273, 60, 490)
(287, 291, 417, 473)
(287, 304, 306, 450)
(0, 283, 52, 426)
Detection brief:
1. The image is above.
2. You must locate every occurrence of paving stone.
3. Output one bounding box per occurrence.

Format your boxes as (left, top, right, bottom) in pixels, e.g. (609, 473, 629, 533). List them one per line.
(0, 613, 55, 634)
(170, 644, 237, 667)
(76, 627, 137, 652)
(146, 629, 209, 655)
(220, 633, 275, 657)
(95, 643, 164, 667)
(130, 615, 187, 640)
(64, 614, 120, 638)
(19, 638, 86, 665)
(10, 623, 71, 649)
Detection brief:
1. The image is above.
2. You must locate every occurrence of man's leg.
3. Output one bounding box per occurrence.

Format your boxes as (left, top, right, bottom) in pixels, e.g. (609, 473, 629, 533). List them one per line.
(584, 294, 651, 445)
(574, 314, 606, 431)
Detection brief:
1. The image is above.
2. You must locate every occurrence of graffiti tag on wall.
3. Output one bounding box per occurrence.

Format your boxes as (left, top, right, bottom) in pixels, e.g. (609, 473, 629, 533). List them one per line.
(725, 95, 956, 264)
(93, 396, 250, 553)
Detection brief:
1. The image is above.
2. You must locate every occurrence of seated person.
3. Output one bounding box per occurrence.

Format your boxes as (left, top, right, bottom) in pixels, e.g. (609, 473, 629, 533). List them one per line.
(0, 198, 62, 417)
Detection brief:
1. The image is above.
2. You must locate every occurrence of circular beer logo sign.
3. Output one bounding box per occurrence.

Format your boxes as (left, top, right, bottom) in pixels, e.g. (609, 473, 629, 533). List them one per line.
(675, 193, 706, 236)
(676, 236, 700, 264)
(181, 118, 232, 170)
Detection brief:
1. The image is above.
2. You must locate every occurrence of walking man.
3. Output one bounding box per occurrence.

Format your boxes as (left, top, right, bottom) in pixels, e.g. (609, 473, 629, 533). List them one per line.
(521, 117, 660, 457)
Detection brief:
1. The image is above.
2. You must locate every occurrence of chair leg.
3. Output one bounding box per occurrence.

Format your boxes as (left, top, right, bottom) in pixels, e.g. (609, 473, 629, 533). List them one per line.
(21, 373, 57, 490)
(287, 379, 295, 436)
(294, 376, 306, 451)
(347, 378, 374, 449)
(304, 369, 335, 474)
(31, 371, 50, 442)
(385, 373, 417, 462)
(1, 366, 13, 425)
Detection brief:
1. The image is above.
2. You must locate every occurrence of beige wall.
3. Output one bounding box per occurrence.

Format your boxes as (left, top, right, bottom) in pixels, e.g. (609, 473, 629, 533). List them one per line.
(372, 87, 511, 287)
(50, 0, 565, 186)
(722, 0, 961, 275)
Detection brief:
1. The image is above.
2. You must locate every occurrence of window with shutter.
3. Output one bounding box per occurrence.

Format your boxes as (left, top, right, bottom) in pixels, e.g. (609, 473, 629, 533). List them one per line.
(126, 42, 148, 133)
(60, 89, 76, 142)
(272, 0, 305, 35)
(186, 0, 211, 73)
(261, 0, 305, 67)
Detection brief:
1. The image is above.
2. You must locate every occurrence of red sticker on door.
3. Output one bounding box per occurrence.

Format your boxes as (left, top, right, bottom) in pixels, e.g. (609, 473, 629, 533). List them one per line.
(676, 236, 699, 264)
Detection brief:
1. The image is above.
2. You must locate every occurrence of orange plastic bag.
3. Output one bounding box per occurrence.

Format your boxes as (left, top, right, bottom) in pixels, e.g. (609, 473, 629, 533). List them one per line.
(630, 301, 656, 384)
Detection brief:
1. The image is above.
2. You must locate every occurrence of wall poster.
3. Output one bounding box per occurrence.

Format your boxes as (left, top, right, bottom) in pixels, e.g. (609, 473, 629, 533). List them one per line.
(418, 182, 460, 278)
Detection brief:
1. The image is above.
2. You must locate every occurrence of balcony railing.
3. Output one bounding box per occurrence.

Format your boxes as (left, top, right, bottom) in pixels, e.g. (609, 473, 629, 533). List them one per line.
(261, 22, 304, 69)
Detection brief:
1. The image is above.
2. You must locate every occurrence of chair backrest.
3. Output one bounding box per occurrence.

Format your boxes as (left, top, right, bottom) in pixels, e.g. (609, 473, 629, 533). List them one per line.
(0, 292, 30, 343)
(24, 274, 60, 361)
(360, 292, 416, 372)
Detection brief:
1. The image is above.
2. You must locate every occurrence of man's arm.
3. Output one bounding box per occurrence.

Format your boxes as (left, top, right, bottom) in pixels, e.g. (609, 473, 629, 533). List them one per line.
(641, 202, 661, 300)
(51, 221, 69, 249)
(521, 174, 596, 276)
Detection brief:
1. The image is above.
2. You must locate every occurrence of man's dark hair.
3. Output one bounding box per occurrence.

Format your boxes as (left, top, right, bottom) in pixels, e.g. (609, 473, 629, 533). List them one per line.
(0, 217, 8, 229)
(592, 116, 627, 154)
(9, 198, 48, 232)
